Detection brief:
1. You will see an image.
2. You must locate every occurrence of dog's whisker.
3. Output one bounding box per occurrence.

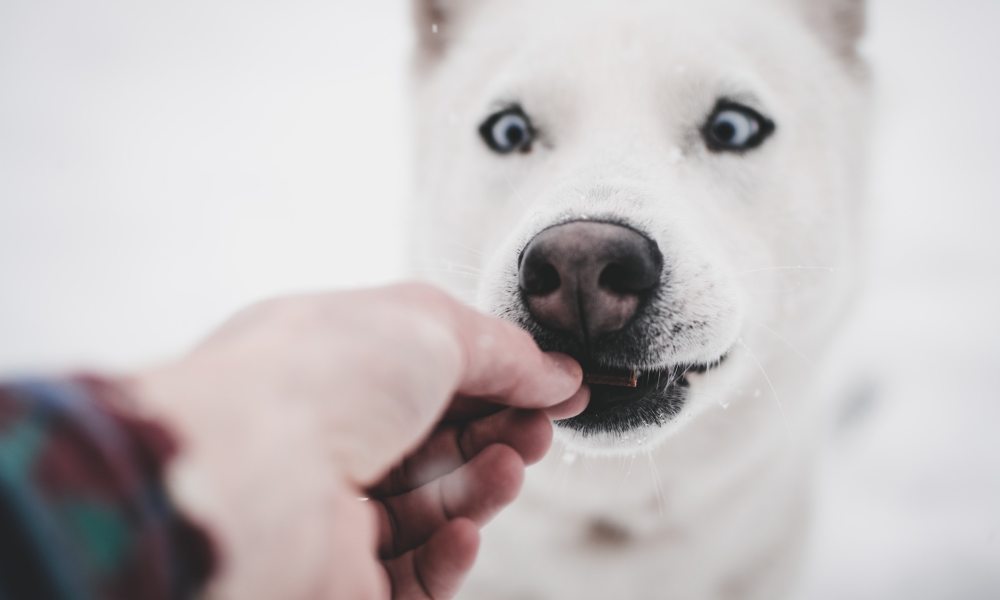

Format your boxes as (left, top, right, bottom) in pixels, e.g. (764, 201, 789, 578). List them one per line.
(739, 286, 813, 298)
(679, 364, 695, 387)
(413, 272, 481, 282)
(503, 171, 529, 205)
(624, 452, 637, 480)
(646, 451, 666, 517)
(737, 338, 791, 439)
(437, 240, 486, 259)
(746, 320, 814, 365)
(738, 266, 838, 276)
(554, 442, 578, 494)
(421, 258, 484, 272)
(413, 265, 483, 278)
(739, 277, 819, 288)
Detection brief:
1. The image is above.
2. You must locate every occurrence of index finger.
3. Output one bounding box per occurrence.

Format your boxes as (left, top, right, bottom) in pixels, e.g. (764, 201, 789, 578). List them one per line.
(444, 296, 584, 409)
(385, 283, 584, 410)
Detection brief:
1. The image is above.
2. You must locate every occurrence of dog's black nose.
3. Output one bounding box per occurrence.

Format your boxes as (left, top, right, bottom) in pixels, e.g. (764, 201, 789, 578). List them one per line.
(519, 221, 663, 343)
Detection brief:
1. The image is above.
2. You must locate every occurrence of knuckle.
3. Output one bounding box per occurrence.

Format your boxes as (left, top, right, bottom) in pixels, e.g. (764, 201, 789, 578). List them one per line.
(220, 296, 296, 332)
(242, 296, 284, 319)
(369, 306, 462, 378)
(256, 294, 314, 320)
(391, 281, 456, 312)
(409, 316, 463, 367)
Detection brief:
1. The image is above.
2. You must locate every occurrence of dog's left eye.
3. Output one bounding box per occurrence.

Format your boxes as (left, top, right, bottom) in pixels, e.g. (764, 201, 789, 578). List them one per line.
(479, 106, 535, 154)
(703, 101, 775, 152)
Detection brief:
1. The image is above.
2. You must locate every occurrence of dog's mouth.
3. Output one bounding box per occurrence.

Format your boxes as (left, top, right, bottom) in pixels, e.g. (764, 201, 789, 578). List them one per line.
(557, 357, 727, 436)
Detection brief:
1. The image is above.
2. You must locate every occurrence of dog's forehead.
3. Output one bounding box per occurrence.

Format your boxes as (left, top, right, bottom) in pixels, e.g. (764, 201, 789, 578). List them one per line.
(442, 0, 812, 117)
(458, 0, 798, 64)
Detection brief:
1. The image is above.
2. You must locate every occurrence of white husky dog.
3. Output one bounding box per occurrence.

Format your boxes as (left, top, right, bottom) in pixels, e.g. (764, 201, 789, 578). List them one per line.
(408, 0, 869, 598)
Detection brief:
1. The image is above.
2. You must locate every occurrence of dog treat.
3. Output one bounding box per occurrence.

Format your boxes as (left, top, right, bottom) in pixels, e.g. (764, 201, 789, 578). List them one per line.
(584, 369, 640, 388)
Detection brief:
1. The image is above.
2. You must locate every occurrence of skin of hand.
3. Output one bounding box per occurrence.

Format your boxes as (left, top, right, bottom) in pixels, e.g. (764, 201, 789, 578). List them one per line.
(124, 283, 588, 599)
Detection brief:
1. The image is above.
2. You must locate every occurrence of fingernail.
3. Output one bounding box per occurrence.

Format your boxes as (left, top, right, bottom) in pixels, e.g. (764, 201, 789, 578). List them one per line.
(545, 352, 582, 382)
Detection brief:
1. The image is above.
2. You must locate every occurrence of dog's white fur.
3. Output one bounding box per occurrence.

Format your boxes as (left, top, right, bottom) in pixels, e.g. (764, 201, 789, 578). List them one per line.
(409, 0, 868, 597)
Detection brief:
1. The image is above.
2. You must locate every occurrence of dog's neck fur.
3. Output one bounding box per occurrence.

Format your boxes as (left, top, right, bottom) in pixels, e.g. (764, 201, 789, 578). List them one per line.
(467, 363, 826, 599)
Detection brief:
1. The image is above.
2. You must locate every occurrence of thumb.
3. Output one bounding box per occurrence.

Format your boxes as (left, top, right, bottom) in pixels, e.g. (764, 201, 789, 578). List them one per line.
(324, 284, 582, 486)
(326, 313, 467, 486)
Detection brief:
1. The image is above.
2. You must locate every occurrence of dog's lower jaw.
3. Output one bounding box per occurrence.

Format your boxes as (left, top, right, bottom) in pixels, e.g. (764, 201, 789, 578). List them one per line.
(552, 355, 733, 454)
(552, 396, 701, 456)
(458, 370, 822, 600)
(552, 420, 673, 456)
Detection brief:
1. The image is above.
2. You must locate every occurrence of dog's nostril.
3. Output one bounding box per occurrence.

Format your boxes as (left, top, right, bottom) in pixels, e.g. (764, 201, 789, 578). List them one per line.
(597, 256, 660, 294)
(598, 263, 626, 292)
(599, 261, 655, 294)
(521, 261, 561, 296)
(517, 220, 664, 342)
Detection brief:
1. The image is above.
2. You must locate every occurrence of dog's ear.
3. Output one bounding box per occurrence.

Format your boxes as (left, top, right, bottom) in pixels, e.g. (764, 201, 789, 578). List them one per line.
(797, 0, 866, 59)
(412, 0, 472, 60)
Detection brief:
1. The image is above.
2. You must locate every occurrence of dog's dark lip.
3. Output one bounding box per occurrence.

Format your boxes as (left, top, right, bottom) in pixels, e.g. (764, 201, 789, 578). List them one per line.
(557, 354, 728, 435)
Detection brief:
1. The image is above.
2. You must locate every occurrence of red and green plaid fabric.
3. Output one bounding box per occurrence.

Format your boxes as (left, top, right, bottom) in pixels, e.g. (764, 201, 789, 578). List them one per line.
(0, 376, 215, 599)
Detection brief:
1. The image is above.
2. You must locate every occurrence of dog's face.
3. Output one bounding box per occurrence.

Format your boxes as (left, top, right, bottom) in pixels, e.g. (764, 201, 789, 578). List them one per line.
(410, 0, 868, 453)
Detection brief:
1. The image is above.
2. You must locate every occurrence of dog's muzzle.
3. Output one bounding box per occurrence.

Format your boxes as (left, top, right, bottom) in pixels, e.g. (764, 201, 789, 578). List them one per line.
(518, 220, 663, 348)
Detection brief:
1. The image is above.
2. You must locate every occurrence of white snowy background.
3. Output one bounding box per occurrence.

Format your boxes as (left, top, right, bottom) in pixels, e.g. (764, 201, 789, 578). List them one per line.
(1, 1, 997, 598)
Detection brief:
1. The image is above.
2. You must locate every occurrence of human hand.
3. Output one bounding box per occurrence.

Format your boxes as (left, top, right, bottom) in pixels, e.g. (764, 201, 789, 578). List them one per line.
(127, 283, 586, 599)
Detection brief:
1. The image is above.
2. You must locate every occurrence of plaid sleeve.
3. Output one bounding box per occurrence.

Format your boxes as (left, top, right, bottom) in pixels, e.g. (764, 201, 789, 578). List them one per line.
(0, 376, 216, 600)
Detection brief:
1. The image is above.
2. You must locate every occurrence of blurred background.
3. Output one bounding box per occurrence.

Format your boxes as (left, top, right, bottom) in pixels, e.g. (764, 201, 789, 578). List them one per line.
(1, 0, 997, 598)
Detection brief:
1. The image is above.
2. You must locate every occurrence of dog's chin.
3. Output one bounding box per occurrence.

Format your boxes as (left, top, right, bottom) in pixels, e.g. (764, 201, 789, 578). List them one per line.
(554, 358, 726, 453)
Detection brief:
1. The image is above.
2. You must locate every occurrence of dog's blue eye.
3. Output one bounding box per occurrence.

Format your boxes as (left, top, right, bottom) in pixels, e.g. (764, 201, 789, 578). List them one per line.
(480, 106, 534, 154)
(703, 102, 774, 152)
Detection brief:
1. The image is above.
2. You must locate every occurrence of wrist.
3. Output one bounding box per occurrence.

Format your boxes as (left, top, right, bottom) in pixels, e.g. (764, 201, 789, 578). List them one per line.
(117, 361, 359, 597)
(68, 374, 219, 597)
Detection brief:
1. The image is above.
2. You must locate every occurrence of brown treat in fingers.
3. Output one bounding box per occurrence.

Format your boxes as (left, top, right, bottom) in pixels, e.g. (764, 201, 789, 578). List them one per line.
(583, 369, 639, 388)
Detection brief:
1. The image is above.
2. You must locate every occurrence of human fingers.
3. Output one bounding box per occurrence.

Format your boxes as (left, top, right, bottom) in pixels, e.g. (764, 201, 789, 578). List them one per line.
(369, 409, 552, 498)
(388, 283, 584, 409)
(382, 518, 479, 600)
(453, 322, 582, 408)
(318, 491, 389, 600)
(545, 385, 591, 420)
(373, 444, 524, 558)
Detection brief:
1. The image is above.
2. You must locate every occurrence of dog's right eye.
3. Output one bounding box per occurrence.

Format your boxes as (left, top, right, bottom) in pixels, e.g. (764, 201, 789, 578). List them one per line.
(702, 101, 775, 153)
(479, 106, 535, 154)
